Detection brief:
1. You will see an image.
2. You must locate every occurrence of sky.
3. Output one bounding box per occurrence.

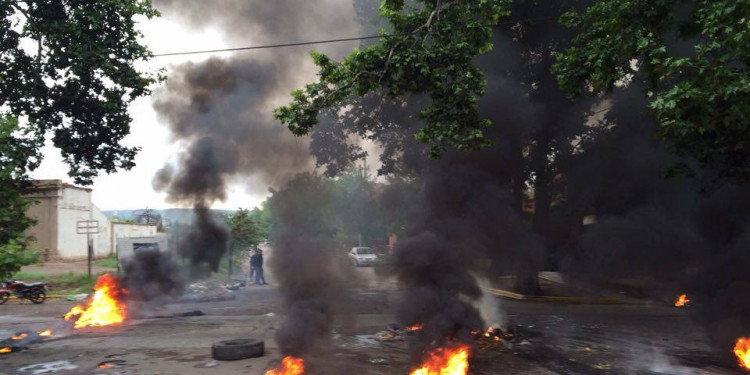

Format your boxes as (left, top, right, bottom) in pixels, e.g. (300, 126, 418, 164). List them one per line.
(32, 15, 275, 211)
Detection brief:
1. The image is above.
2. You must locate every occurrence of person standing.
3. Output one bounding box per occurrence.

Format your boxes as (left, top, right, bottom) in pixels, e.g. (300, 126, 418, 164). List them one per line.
(249, 249, 262, 285)
(256, 249, 267, 285)
(247, 248, 256, 284)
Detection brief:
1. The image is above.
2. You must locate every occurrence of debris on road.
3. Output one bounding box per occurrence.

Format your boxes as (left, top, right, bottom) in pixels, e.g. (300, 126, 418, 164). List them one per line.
(65, 294, 89, 301)
(18, 360, 77, 374)
(194, 359, 220, 368)
(211, 338, 265, 361)
(176, 281, 237, 304)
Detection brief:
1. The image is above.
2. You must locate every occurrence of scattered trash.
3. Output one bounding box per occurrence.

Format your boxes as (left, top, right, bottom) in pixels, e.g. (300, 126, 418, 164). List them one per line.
(194, 360, 220, 368)
(147, 310, 205, 319)
(222, 283, 243, 291)
(97, 359, 126, 369)
(593, 363, 612, 370)
(19, 360, 77, 374)
(176, 281, 236, 304)
(174, 310, 205, 318)
(65, 294, 89, 301)
(373, 330, 404, 342)
(263, 313, 276, 317)
(368, 358, 388, 365)
(338, 335, 380, 348)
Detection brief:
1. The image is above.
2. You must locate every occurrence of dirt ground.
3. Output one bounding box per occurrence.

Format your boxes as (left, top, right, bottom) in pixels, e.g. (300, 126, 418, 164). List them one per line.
(0, 265, 742, 375)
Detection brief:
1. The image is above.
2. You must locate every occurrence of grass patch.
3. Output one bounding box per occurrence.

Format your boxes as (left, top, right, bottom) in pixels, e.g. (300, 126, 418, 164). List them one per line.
(94, 253, 118, 268)
(12, 271, 105, 295)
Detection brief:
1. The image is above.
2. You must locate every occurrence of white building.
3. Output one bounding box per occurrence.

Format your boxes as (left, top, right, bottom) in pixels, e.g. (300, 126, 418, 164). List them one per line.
(24, 180, 157, 261)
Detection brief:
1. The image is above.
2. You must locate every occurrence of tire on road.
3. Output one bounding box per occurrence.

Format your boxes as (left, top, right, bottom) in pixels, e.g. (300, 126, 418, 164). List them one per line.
(212, 339, 265, 361)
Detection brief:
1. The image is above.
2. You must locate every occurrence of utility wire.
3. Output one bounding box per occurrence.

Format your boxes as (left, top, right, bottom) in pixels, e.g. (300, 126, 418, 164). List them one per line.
(153, 34, 405, 57)
(152, 17, 560, 57)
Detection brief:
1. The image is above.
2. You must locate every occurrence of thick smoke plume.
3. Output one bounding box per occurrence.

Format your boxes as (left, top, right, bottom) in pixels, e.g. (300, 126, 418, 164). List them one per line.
(148, 0, 750, 365)
(267, 174, 354, 357)
(151, 0, 360, 357)
(121, 249, 183, 301)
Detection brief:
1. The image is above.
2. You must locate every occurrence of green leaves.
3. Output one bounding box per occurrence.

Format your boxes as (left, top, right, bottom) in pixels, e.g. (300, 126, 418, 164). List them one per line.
(554, 0, 750, 179)
(0, 0, 160, 185)
(0, 238, 38, 281)
(229, 208, 270, 249)
(274, 0, 510, 158)
(0, 116, 39, 273)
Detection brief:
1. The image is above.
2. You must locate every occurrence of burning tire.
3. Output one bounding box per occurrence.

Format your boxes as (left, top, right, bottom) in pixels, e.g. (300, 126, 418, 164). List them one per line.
(0, 292, 9, 305)
(211, 339, 264, 361)
(28, 290, 46, 304)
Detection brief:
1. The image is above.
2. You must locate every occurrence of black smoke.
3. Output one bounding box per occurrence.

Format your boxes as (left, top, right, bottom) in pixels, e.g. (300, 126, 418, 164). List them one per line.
(150, 0, 361, 359)
(266, 174, 353, 357)
(558, 79, 750, 363)
(121, 248, 184, 301)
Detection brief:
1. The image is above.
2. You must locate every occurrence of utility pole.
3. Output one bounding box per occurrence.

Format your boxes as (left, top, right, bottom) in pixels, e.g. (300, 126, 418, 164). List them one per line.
(76, 220, 99, 279)
(227, 239, 234, 281)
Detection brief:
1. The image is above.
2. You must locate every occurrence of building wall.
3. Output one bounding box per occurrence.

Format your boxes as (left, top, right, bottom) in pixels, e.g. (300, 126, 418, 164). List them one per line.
(56, 187, 95, 260)
(25, 180, 160, 261)
(91, 205, 111, 258)
(116, 234, 169, 267)
(111, 223, 158, 251)
(24, 188, 60, 261)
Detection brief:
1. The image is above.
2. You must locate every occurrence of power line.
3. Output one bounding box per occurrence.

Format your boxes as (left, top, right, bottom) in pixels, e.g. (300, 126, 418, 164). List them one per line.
(152, 17, 560, 57)
(153, 34, 404, 57)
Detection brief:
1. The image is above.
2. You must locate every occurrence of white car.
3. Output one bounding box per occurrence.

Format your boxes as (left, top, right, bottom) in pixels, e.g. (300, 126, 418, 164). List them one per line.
(348, 247, 377, 267)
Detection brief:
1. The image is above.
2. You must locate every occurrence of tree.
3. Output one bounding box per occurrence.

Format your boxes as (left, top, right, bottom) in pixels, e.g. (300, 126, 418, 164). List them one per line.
(0, 116, 41, 279)
(0, 0, 159, 275)
(274, 0, 510, 158)
(0, 0, 160, 184)
(553, 0, 750, 180)
(277, 0, 599, 294)
(229, 208, 269, 250)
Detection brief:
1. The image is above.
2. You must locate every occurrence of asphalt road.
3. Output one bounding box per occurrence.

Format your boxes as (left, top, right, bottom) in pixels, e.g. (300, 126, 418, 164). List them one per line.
(0, 266, 739, 375)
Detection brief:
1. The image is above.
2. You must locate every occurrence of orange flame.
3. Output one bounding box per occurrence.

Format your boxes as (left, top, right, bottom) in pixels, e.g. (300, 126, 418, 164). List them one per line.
(11, 333, 27, 340)
(407, 324, 424, 331)
(265, 356, 305, 375)
(37, 329, 52, 337)
(675, 294, 690, 307)
(0, 347, 10, 354)
(484, 327, 495, 337)
(409, 345, 470, 375)
(734, 337, 750, 370)
(64, 274, 126, 328)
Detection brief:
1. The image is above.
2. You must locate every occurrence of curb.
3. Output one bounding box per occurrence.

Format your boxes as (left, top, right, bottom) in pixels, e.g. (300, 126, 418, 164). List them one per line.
(8, 295, 68, 301)
(483, 287, 625, 304)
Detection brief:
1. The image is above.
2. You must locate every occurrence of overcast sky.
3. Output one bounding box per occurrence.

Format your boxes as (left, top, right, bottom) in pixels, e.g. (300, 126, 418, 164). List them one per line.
(32, 15, 274, 211)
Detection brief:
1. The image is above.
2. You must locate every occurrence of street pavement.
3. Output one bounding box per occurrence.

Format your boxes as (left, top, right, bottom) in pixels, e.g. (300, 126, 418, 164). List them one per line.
(0, 266, 740, 375)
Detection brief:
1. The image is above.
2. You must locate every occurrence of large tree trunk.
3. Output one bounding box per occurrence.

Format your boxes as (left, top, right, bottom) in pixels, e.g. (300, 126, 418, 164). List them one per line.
(510, 137, 526, 215)
(513, 261, 542, 295)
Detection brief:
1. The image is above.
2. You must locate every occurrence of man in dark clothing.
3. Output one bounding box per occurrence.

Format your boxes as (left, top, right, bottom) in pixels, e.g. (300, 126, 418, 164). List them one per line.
(249, 249, 266, 285)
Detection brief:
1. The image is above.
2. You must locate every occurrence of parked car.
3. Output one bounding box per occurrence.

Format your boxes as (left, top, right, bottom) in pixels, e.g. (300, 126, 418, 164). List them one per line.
(348, 247, 377, 267)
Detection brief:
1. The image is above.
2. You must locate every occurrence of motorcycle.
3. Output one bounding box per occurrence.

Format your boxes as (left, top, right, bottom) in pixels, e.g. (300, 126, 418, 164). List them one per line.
(2, 280, 48, 304)
(0, 286, 9, 304)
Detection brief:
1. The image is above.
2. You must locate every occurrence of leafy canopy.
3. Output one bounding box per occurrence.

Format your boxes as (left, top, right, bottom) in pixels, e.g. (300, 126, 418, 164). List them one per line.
(229, 207, 270, 249)
(0, 0, 160, 184)
(553, 0, 750, 179)
(0, 116, 40, 279)
(274, 0, 510, 158)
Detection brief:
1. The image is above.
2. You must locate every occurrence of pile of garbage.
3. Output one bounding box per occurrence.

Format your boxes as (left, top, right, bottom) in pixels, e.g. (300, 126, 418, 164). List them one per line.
(176, 280, 242, 304)
(372, 324, 421, 343)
